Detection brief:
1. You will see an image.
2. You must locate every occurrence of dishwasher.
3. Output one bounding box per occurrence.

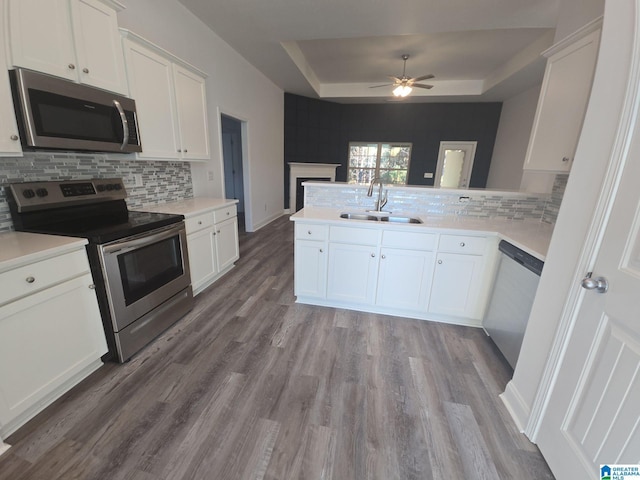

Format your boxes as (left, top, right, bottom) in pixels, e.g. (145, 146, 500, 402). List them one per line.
(483, 240, 544, 369)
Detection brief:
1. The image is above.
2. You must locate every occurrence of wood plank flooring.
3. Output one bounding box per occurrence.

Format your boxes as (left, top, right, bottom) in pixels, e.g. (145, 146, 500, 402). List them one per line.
(0, 215, 555, 480)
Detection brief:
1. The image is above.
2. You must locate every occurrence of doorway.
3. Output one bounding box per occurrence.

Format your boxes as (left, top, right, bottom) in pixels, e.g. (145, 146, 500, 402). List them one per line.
(434, 141, 477, 188)
(221, 115, 245, 232)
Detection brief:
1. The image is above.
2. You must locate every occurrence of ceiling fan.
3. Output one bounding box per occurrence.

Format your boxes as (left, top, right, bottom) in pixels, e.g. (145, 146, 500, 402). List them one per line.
(370, 54, 434, 97)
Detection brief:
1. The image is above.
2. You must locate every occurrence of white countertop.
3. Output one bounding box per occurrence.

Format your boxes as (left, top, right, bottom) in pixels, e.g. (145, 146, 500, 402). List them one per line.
(0, 232, 88, 273)
(138, 197, 238, 218)
(290, 207, 554, 260)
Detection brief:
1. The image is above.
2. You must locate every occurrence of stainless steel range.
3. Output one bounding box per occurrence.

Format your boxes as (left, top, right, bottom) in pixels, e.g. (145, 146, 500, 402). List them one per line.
(7, 178, 193, 362)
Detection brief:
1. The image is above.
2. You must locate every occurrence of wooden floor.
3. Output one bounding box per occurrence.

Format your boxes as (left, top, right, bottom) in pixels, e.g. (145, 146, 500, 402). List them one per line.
(0, 215, 555, 480)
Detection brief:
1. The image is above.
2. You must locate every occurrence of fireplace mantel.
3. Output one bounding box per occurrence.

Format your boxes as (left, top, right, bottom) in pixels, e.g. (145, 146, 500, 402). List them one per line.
(288, 163, 340, 212)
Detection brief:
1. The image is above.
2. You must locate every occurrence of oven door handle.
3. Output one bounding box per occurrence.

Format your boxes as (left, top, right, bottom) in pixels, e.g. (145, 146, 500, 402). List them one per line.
(113, 99, 129, 151)
(102, 224, 183, 255)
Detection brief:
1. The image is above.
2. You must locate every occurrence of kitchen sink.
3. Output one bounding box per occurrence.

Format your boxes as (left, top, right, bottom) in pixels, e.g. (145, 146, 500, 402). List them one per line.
(380, 216, 422, 224)
(339, 213, 422, 224)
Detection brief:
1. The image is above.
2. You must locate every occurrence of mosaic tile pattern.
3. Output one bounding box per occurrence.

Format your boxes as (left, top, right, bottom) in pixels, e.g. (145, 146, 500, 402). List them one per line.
(304, 183, 559, 222)
(0, 154, 193, 232)
(541, 174, 568, 224)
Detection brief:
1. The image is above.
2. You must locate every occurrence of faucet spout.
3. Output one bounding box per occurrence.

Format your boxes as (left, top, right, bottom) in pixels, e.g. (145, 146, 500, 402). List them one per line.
(367, 177, 388, 212)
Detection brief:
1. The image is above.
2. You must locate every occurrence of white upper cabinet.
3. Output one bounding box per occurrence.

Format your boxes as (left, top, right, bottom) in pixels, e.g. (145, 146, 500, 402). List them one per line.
(0, 2, 22, 156)
(7, 0, 128, 95)
(523, 20, 602, 173)
(173, 65, 210, 160)
(121, 31, 210, 161)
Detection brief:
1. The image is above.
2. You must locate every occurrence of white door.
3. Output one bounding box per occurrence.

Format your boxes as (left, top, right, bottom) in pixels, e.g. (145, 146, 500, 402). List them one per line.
(535, 64, 640, 480)
(434, 141, 477, 188)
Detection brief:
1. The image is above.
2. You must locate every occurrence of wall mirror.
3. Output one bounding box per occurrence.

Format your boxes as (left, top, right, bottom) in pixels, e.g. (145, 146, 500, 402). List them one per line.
(434, 141, 478, 188)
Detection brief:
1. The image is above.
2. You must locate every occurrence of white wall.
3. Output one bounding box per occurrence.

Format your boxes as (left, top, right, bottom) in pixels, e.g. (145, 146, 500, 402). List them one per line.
(486, 84, 541, 190)
(117, 0, 284, 231)
(554, 0, 604, 42)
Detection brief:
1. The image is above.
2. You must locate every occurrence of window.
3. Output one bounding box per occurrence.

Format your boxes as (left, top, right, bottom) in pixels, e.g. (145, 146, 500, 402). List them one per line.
(347, 142, 412, 185)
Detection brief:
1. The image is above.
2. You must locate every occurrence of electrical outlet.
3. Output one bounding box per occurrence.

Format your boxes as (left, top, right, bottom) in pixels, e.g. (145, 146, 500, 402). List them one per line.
(423, 172, 434, 179)
(207, 171, 214, 181)
(459, 196, 470, 203)
(123, 174, 143, 188)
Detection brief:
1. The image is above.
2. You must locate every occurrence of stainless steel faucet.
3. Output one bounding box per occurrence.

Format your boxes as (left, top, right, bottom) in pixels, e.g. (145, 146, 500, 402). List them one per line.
(367, 177, 388, 212)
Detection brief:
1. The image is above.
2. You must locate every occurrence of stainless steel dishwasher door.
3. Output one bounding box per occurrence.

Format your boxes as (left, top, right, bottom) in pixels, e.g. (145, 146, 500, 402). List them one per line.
(483, 242, 543, 369)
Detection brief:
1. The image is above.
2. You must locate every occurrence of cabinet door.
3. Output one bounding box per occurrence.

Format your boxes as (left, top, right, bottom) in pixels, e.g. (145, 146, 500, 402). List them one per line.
(187, 227, 217, 294)
(428, 252, 484, 319)
(294, 240, 327, 298)
(0, 273, 107, 431)
(327, 243, 379, 304)
(376, 248, 434, 311)
(70, 0, 128, 94)
(0, 13, 22, 157)
(7, 0, 77, 81)
(214, 217, 239, 273)
(524, 29, 601, 172)
(123, 38, 180, 159)
(173, 64, 210, 160)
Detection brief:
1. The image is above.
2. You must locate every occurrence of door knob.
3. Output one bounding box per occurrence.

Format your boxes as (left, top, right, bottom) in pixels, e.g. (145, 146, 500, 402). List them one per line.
(581, 273, 608, 293)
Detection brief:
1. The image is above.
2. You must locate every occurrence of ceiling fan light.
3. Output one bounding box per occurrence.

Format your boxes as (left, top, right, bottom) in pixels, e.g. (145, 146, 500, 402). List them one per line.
(393, 85, 412, 97)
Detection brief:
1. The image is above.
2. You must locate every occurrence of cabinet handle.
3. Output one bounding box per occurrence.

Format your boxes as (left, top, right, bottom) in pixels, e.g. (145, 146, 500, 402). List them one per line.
(184, 149, 188, 153)
(460, 242, 465, 247)
(26, 276, 35, 283)
(177, 149, 182, 153)
(307, 230, 312, 235)
(68, 63, 75, 70)
(10, 134, 18, 141)
(89, 284, 96, 289)
(198, 221, 202, 225)
(438, 260, 443, 264)
(319, 248, 323, 253)
(562, 156, 571, 162)
(370, 253, 375, 258)
(217, 230, 221, 234)
(381, 254, 386, 259)
(82, 67, 89, 74)
(226, 212, 230, 216)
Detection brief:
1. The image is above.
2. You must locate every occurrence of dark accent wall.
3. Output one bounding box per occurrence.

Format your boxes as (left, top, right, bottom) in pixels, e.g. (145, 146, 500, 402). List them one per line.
(284, 93, 503, 209)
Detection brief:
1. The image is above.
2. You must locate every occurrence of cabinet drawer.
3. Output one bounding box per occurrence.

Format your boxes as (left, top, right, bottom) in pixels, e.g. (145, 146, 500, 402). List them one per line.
(0, 249, 90, 306)
(295, 223, 329, 241)
(330, 226, 380, 245)
(382, 230, 437, 250)
(213, 205, 237, 224)
(185, 212, 214, 234)
(438, 234, 487, 255)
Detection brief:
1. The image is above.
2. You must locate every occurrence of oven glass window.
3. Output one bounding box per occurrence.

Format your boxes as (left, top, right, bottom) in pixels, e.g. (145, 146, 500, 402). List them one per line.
(118, 236, 184, 306)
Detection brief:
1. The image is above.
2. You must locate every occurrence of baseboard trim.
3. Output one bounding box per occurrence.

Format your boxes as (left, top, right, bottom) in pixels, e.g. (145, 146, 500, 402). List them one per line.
(500, 381, 532, 436)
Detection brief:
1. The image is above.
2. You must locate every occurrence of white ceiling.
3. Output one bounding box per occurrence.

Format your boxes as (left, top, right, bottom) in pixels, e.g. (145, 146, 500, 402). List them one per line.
(178, 0, 560, 103)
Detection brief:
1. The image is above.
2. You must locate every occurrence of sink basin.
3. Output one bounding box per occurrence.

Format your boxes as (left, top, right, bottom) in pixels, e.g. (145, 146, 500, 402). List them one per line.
(339, 213, 422, 224)
(339, 213, 379, 221)
(380, 216, 423, 224)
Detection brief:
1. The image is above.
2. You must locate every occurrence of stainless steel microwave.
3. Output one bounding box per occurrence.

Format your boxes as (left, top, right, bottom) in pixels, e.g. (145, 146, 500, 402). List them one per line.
(9, 68, 142, 153)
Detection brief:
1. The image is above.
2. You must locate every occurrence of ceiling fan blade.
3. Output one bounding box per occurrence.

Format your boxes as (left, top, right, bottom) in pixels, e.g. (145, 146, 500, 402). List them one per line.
(412, 74, 435, 82)
(412, 83, 434, 90)
(388, 76, 403, 83)
(369, 83, 393, 88)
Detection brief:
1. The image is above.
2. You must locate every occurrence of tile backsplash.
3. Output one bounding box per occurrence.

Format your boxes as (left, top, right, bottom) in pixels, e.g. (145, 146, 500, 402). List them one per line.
(0, 154, 193, 232)
(304, 177, 568, 224)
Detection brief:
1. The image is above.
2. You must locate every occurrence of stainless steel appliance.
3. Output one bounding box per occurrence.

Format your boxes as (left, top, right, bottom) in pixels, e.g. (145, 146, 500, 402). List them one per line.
(9, 68, 142, 153)
(483, 240, 544, 369)
(7, 179, 193, 362)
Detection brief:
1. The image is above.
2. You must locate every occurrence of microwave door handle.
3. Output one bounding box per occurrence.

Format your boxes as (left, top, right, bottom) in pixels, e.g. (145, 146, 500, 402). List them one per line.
(113, 99, 129, 151)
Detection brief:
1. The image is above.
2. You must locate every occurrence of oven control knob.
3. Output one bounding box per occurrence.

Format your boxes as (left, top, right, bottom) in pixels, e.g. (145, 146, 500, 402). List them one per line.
(36, 188, 48, 197)
(96, 184, 105, 192)
(113, 183, 122, 190)
(22, 189, 35, 199)
(106, 184, 114, 191)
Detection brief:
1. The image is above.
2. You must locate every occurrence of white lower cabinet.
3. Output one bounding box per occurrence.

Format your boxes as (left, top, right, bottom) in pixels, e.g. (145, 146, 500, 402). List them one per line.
(0, 248, 107, 438)
(185, 204, 239, 295)
(327, 243, 379, 304)
(376, 247, 434, 311)
(292, 220, 496, 326)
